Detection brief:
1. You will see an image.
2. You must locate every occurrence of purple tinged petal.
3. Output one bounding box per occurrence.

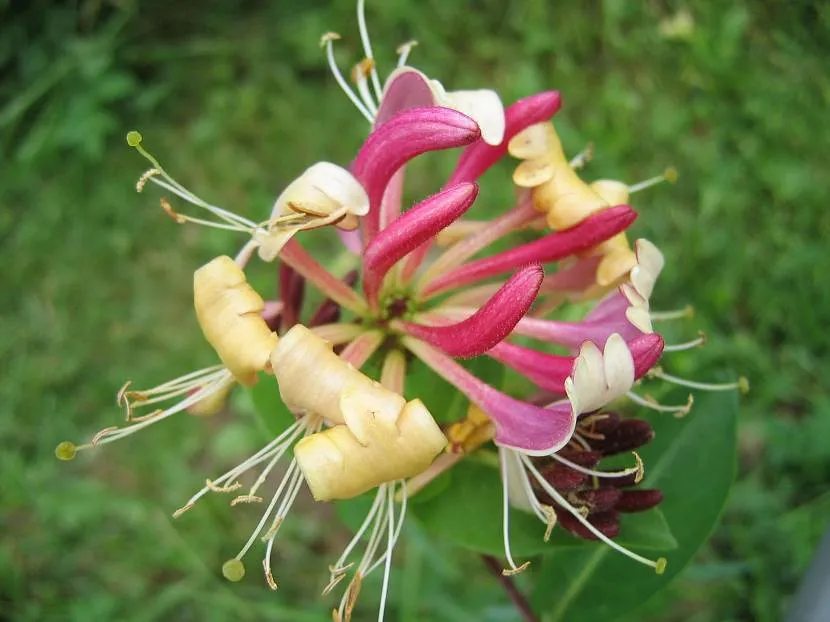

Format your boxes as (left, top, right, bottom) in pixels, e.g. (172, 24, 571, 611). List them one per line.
(375, 68, 438, 126)
(403, 337, 577, 454)
(399, 265, 543, 358)
(363, 183, 479, 305)
(352, 107, 481, 241)
(489, 332, 663, 395)
(424, 205, 637, 297)
(449, 90, 562, 185)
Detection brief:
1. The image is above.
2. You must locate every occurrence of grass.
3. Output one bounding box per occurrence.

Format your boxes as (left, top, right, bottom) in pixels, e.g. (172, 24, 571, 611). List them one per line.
(2, 0, 828, 620)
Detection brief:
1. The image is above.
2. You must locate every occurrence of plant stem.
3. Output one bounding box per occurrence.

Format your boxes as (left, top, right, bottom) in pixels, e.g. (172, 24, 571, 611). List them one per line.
(481, 555, 539, 622)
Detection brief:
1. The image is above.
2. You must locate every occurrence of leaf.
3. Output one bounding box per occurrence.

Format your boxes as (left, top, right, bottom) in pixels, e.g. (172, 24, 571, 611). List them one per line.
(408, 459, 676, 558)
(245, 371, 294, 436)
(405, 355, 504, 424)
(531, 390, 739, 622)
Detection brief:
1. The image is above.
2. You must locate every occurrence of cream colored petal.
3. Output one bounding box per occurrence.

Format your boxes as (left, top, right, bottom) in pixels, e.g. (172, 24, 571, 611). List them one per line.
(602, 334, 636, 400)
(441, 89, 505, 146)
(339, 382, 406, 446)
(507, 123, 551, 159)
(631, 239, 665, 299)
(590, 179, 631, 206)
(513, 158, 555, 188)
(296, 399, 446, 501)
(626, 307, 654, 334)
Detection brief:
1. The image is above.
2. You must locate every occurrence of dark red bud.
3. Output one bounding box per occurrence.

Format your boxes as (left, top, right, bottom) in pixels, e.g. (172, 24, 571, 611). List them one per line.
(557, 450, 603, 468)
(616, 489, 664, 513)
(279, 262, 305, 331)
(579, 412, 620, 436)
(574, 488, 623, 514)
(535, 463, 589, 494)
(308, 270, 359, 327)
(593, 419, 655, 455)
(559, 510, 620, 540)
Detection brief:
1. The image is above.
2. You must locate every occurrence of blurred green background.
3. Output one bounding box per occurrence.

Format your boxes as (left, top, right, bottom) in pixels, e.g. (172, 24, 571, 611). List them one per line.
(2, 0, 828, 620)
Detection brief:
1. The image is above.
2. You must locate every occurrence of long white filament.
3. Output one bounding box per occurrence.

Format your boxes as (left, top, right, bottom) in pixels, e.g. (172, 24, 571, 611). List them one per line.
(356, 0, 383, 101)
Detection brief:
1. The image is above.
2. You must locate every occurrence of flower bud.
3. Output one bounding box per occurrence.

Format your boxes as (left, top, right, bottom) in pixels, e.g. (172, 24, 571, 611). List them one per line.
(194, 256, 278, 386)
(295, 399, 447, 500)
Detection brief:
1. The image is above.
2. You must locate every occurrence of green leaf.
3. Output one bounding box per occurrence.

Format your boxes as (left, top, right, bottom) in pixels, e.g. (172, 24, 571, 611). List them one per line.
(408, 460, 677, 558)
(245, 372, 294, 436)
(531, 390, 740, 621)
(405, 356, 504, 424)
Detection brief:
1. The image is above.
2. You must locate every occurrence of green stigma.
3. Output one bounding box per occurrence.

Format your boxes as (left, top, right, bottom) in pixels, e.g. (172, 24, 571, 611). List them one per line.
(222, 559, 245, 582)
(664, 167, 679, 184)
(55, 441, 77, 461)
(655, 557, 668, 575)
(738, 376, 750, 394)
(126, 131, 143, 147)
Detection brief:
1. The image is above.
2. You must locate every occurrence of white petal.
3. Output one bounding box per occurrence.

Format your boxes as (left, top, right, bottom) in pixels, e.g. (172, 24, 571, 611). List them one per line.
(442, 89, 506, 145)
(632, 239, 665, 298)
(302, 162, 370, 216)
(626, 307, 654, 334)
(602, 334, 635, 400)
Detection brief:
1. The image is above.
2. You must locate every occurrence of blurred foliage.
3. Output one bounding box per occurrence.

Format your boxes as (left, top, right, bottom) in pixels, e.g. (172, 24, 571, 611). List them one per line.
(1, 0, 829, 620)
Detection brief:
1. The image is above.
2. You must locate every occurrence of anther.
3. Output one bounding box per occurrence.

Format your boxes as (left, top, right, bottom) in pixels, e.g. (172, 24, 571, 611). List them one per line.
(501, 561, 530, 576)
(136, 168, 160, 193)
(160, 198, 187, 224)
(230, 495, 264, 506)
(263, 559, 278, 590)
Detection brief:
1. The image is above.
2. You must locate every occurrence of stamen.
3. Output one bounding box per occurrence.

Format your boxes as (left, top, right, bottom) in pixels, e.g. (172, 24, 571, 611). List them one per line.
(376, 486, 396, 622)
(648, 366, 748, 394)
(126, 131, 260, 233)
(650, 305, 694, 321)
(352, 59, 379, 117)
(550, 450, 644, 482)
(628, 167, 678, 194)
(522, 455, 667, 574)
(568, 142, 594, 170)
(174, 418, 307, 518)
(663, 331, 706, 352)
(499, 450, 530, 575)
(321, 33, 375, 123)
(395, 40, 418, 67)
(356, 0, 383, 101)
(627, 390, 694, 417)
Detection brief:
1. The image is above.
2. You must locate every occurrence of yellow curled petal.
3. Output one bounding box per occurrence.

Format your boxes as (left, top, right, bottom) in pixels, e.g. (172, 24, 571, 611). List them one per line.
(513, 158, 556, 189)
(590, 179, 631, 206)
(507, 123, 553, 159)
(269, 325, 404, 431)
(295, 399, 447, 500)
(194, 256, 278, 386)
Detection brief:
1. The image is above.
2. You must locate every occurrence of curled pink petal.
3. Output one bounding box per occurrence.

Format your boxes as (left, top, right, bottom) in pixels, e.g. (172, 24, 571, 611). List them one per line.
(397, 265, 543, 357)
(424, 205, 637, 297)
(448, 90, 562, 185)
(487, 342, 571, 393)
(540, 256, 603, 293)
(511, 314, 643, 350)
(403, 337, 577, 455)
(352, 107, 481, 241)
(363, 183, 479, 305)
(631, 333, 665, 378)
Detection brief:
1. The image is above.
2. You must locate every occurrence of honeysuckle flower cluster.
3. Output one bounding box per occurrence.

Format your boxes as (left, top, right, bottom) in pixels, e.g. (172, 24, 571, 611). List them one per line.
(56, 1, 747, 619)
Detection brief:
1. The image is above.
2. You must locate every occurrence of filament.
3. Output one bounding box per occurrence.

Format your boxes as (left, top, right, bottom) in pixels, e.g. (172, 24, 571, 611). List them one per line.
(322, 33, 375, 123)
(356, 0, 383, 101)
(627, 390, 694, 417)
